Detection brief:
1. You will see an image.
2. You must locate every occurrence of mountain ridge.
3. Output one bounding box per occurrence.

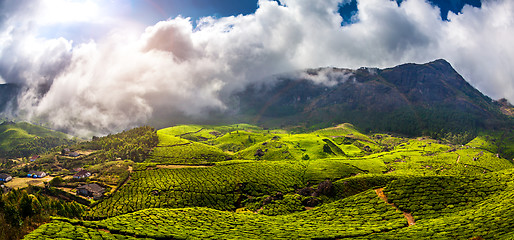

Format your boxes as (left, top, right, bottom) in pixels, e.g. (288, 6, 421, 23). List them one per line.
(232, 59, 511, 135)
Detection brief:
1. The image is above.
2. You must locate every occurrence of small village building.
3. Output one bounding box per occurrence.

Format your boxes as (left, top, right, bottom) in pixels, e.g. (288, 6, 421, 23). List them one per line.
(27, 170, 47, 178)
(29, 155, 40, 162)
(73, 170, 91, 179)
(0, 173, 12, 182)
(76, 183, 105, 199)
(68, 152, 80, 157)
(61, 148, 71, 155)
(1, 184, 8, 193)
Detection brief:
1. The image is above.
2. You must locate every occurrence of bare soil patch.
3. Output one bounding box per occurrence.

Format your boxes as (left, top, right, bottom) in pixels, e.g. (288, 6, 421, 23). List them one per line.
(5, 176, 54, 189)
(76, 150, 96, 155)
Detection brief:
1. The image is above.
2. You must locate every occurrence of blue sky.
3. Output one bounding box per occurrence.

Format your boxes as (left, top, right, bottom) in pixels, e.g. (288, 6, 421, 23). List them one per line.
(340, 0, 481, 24)
(127, 0, 259, 24)
(121, 0, 482, 26)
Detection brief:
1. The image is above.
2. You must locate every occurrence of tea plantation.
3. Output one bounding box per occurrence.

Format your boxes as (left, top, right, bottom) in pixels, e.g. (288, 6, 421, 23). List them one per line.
(19, 123, 514, 239)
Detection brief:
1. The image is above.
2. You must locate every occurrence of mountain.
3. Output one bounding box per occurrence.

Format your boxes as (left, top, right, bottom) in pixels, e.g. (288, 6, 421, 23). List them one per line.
(232, 59, 512, 135)
(496, 98, 514, 117)
(0, 83, 19, 114)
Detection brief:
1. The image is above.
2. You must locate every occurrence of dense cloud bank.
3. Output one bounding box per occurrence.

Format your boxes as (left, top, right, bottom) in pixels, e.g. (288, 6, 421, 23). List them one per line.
(0, 0, 513, 136)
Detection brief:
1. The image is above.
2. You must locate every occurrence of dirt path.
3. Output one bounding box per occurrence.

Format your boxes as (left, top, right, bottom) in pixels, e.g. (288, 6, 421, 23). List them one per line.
(177, 128, 204, 137)
(109, 165, 134, 195)
(155, 142, 192, 148)
(402, 212, 416, 226)
(97, 229, 111, 233)
(375, 188, 415, 226)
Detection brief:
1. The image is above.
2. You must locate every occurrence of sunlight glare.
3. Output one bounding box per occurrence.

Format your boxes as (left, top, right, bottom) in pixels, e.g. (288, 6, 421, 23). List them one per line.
(38, 0, 101, 25)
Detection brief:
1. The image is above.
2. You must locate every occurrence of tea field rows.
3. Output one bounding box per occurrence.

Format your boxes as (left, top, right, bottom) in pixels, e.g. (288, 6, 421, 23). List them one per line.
(25, 169, 514, 239)
(18, 123, 514, 239)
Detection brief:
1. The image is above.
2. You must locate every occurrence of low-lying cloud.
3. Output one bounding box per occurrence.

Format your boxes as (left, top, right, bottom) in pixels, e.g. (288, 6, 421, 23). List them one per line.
(0, 0, 513, 136)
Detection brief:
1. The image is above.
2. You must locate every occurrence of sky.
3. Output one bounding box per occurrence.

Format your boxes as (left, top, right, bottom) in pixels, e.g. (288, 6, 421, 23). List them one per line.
(0, 0, 513, 136)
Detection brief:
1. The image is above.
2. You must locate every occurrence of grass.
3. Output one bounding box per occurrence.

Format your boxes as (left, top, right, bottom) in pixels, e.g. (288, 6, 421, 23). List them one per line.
(17, 122, 514, 239)
(4, 176, 54, 189)
(467, 130, 514, 160)
(147, 141, 230, 164)
(29, 189, 407, 240)
(84, 161, 306, 218)
(86, 160, 132, 185)
(28, 169, 514, 239)
(0, 122, 69, 151)
(302, 159, 386, 183)
(313, 123, 375, 143)
(23, 219, 150, 240)
(207, 131, 273, 152)
(146, 130, 230, 164)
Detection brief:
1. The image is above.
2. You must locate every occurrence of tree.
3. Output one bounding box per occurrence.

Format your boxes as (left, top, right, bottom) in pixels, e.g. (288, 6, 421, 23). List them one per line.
(19, 193, 34, 218)
(323, 144, 334, 154)
(30, 195, 42, 215)
(3, 204, 21, 227)
(49, 176, 64, 187)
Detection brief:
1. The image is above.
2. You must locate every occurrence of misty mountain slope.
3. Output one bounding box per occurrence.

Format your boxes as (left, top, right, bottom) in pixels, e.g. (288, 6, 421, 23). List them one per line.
(0, 83, 19, 114)
(233, 59, 511, 136)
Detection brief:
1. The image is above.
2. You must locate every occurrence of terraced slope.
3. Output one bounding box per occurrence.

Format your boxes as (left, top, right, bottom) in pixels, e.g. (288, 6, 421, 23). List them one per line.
(85, 159, 369, 219)
(25, 169, 514, 239)
(85, 162, 306, 218)
(146, 128, 230, 164)
(20, 123, 514, 239)
(26, 189, 407, 239)
(148, 123, 380, 163)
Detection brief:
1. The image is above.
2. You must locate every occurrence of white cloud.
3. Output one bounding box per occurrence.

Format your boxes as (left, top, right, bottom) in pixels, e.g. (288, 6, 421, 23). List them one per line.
(439, 1, 514, 103)
(0, 0, 513, 136)
(37, 0, 101, 25)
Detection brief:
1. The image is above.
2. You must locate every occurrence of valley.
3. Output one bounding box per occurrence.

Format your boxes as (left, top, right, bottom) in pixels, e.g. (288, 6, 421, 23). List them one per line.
(2, 0, 514, 239)
(1, 121, 513, 239)
(1, 59, 513, 240)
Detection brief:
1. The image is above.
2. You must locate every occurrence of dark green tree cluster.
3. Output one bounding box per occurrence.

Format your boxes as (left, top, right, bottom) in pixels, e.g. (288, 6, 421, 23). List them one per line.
(0, 187, 84, 240)
(0, 137, 76, 158)
(83, 126, 158, 162)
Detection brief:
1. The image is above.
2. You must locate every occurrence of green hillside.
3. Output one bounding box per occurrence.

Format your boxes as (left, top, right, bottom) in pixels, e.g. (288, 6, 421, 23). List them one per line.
(0, 122, 512, 239)
(25, 170, 514, 239)
(0, 121, 72, 158)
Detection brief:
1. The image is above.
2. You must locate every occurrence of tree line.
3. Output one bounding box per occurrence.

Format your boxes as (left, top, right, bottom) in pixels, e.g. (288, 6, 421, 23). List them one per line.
(79, 126, 159, 162)
(0, 186, 84, 240)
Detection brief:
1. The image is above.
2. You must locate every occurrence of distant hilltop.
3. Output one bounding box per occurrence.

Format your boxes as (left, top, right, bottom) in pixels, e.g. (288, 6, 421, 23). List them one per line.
(232, 59, 513, 136)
